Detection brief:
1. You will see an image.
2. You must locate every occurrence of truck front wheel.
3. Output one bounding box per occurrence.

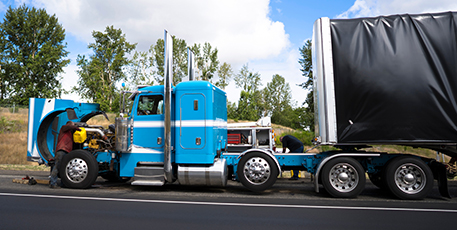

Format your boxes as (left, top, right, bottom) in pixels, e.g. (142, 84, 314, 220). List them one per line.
(60, 149, 99, 189)
(384, 156, 433, 200)
(237, 152, 278, 192)
(321, 157, 366, 198)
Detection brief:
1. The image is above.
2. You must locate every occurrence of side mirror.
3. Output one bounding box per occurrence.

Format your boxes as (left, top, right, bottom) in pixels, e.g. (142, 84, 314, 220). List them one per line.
(66, 108, 78, 120)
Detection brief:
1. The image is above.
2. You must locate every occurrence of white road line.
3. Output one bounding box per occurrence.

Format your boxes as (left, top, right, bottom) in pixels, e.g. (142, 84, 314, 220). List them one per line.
(0, 192, 456, 213)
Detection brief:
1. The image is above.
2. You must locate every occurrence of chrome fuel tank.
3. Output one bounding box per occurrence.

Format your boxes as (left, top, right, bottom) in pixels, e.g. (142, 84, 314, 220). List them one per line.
(177, 158, 227, 187)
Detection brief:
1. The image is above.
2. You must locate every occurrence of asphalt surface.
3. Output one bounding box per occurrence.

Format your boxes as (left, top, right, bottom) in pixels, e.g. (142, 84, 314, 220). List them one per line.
(1, 170, 457, 229)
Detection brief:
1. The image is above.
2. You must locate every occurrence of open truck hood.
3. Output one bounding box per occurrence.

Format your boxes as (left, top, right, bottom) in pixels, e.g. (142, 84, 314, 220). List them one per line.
(27, 98, 104, 163)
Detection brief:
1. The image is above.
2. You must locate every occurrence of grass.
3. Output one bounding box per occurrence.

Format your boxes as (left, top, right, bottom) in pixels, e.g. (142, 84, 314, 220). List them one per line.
(0, 163, 48, 171)
(0, 117, 22, 133)
(0, 109, 31, 166)
(86, 113, 117, 128)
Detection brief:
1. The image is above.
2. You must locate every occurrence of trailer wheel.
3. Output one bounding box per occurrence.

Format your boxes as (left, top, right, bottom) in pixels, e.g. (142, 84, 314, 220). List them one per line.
(322, 157, 365, 198)
(60, 149, 99, 189)
(384, 156, 433, 200)
(237, 152, 278, 192)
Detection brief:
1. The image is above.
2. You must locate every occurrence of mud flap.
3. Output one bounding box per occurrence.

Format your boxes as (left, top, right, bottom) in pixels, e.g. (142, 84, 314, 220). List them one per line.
(429, 160, 451, 198)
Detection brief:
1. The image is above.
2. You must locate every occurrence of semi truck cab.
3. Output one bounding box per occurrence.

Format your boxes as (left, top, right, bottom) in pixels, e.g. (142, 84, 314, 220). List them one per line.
(118, 81, 228, 184)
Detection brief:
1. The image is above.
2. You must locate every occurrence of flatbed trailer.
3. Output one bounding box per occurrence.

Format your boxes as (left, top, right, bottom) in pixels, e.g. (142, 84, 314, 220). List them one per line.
(309, 12, 457, 198)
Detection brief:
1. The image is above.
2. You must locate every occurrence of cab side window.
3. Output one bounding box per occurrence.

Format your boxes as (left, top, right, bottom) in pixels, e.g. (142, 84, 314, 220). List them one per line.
(137, 95, 164, 115)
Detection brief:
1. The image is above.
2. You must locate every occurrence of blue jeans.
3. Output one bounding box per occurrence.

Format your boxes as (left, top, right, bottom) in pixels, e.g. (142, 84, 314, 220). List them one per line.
(291, 146, 304, 179)
(50, 150, 66, 186)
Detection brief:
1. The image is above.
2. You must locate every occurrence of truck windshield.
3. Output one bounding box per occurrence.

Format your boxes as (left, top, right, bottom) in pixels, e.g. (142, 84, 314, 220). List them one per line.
(137, 95, 164, 115)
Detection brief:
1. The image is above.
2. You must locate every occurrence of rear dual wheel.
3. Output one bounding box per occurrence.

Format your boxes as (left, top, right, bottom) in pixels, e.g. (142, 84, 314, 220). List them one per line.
(384, 156, 433, 200)
(321, 156, 433, 199)
(321, 157, 366, 198)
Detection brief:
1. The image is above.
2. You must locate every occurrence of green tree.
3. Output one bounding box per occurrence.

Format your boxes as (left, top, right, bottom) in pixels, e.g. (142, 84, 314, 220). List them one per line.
(290, 106, 307, 130)
(0, 28, 8, 101)
(190, 42, 219, 81)
(232, 64, 263, 121)
(236, 90, 263, 121)
(234, 64, 261, 92)
(298, 40, 314, 130)
(275, 106, 307, 130)
(215, 62, 233, 90)
(227, 101, 238, 120)
(0, 5, 69, 105)
(148, 36, 223, 86)
(153, 36, 188, 85)
(262, 74, 308, 129)
(74, 26, 136, 111)
(129, 45, 155, 88)
(263, 74, 293, 123)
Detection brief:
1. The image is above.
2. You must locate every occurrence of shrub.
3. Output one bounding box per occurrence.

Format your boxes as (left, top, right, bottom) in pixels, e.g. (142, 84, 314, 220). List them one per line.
(0, 117, 21, 133)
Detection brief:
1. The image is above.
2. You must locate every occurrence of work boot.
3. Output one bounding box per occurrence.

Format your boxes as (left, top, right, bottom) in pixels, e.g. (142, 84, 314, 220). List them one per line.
(49, 184, 60, 189)
(446, 163, 457, 179)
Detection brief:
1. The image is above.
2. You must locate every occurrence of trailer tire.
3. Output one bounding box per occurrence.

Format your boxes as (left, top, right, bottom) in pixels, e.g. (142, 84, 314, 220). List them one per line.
(237, 152, 278, 192)
(60, 149, 99, 189)
(321, 157, 365, 198)
(384, 156, 433, 200)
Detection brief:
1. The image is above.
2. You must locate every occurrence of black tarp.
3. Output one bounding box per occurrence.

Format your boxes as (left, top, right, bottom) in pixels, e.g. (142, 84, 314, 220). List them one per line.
(331, 12, 457, 144)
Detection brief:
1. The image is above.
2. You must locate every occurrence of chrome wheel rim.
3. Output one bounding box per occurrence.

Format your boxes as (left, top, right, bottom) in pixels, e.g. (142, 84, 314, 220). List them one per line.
(65, 158, 88, 183)
(328, 163, 359, 193)
(394, 163, 426, 194)
(243, 157, 271, 185)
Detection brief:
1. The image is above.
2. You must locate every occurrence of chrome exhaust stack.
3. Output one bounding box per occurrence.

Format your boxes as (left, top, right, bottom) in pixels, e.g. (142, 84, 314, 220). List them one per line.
(187, 48, 195, 81)
(163, 30, 174, 182)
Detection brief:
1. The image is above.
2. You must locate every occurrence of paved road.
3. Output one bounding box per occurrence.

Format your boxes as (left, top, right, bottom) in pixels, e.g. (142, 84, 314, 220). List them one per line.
(1, 170, 457, 229)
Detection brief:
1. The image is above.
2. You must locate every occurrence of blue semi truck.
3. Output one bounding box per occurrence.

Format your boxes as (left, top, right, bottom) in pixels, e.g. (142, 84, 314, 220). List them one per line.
(28, 12, 457, 199)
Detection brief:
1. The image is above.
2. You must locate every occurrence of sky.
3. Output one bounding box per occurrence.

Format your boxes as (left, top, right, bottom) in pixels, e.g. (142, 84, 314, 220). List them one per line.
(1, 0, 457, 106)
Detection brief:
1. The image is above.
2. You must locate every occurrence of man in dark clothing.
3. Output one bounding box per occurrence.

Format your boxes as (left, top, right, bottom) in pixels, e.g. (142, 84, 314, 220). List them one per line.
(447, 157, 457, 179)
(280, 135, 304, 180)
(50, 121, 80, 188)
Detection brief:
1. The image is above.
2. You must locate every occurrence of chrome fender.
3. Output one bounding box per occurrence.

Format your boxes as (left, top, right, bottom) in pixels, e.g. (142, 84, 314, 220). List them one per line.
(236, 148, 281, 177)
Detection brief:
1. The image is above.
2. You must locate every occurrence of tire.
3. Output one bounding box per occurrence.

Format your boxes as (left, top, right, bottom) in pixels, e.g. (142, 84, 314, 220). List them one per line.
(384, 156, 433, 200)
(321, 157, 366, 198)
(237, 152, 279, 192)
(60, 149, 99, 189)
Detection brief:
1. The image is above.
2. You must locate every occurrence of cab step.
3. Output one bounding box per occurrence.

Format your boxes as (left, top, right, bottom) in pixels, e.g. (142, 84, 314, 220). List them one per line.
(131, 166, 165, 186)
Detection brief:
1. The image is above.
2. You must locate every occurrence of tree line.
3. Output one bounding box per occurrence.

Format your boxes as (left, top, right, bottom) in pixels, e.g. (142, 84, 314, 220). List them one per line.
(0, 5, 314, 130)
